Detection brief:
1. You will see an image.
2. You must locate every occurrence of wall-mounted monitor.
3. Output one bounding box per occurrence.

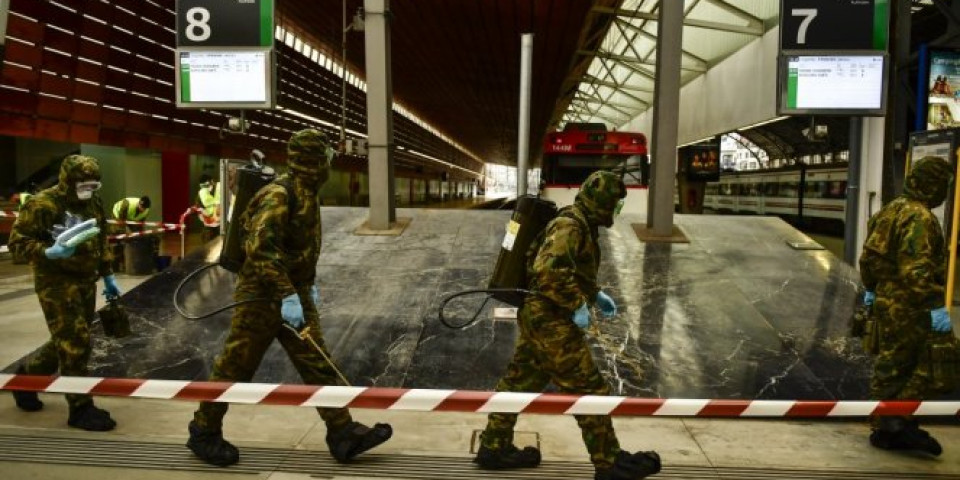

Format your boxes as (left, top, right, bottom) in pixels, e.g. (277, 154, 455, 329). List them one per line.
(175, 48, 275, 109)
(777, 52, 888, 116)
(925, 49, 960, 131)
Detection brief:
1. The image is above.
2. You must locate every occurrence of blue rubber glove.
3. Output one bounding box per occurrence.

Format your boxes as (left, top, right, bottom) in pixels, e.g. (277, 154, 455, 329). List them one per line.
(572, 303, 591, 328)
(596, 290, 617, 318)
(310, 285, 320, 307)
(44, 244, 76, 260)
(931, 307, 953, 333)
(281, 293, 305, 330)
(102, 274, 121, 299)
(863, 291, 875, 306)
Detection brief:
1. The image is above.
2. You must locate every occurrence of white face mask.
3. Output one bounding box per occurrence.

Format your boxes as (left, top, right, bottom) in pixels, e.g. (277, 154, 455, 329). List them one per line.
(75, 181, 101, 200)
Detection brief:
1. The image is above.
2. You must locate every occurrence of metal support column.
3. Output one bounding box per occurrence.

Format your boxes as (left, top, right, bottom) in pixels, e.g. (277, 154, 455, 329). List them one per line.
(516, 34, 533, 197)
(646, 0, 683, 235)
(364, 0, 396, 230)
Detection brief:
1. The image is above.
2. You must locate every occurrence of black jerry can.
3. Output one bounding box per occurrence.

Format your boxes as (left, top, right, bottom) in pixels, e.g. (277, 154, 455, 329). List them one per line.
(488, 195, 557, 306)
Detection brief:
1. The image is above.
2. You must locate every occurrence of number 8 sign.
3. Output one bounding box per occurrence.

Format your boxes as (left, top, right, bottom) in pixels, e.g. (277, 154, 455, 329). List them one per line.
(176, 0, 275, 48)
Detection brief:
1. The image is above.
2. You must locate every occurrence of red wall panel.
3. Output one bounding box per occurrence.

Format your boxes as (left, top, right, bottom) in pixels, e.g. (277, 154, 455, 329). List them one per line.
(160, 150, 190, 225)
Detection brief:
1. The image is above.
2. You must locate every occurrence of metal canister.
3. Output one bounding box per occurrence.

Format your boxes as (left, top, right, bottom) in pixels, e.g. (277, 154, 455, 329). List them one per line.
(928, 332, 958, 394)
(99, 299, 131, 338)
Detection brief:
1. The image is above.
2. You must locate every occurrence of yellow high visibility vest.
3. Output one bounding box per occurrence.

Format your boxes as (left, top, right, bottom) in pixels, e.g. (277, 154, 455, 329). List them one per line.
(112, 198, 148, 222)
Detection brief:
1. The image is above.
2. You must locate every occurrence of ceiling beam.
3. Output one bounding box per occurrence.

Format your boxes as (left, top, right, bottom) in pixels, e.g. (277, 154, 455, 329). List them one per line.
(591, 5, 763, 36)
(592, 58, 652, 106)
(573, 95, 643, 114)
(615, 18, 708, 69)
(583, 74, 654, 94)
(579, 49, 706, 73)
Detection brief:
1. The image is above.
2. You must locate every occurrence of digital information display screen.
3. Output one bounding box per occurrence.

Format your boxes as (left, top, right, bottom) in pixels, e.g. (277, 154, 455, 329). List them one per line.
(779, 54, 887, 115)
(176, 49, 274, 108)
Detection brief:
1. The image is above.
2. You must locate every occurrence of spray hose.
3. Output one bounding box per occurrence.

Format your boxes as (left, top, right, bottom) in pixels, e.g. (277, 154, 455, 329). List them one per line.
(437, 288, 532, 329)
(172, 263, 266, 319)
(173, 263, 352, 386)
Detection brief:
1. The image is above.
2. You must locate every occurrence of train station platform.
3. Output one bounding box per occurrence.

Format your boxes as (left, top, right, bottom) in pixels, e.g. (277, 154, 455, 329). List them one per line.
(2, 208, 960, 479)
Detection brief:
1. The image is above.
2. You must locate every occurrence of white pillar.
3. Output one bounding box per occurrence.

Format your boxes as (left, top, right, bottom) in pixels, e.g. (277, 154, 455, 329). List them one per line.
(363, 0, 396, 230)
(646, 0, 683, 235)
(854, 117, 886, 267)
(516, 34, 533, 197)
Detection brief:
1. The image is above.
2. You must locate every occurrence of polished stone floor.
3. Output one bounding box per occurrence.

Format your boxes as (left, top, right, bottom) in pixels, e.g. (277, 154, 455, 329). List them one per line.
(6, 208, 925, 401)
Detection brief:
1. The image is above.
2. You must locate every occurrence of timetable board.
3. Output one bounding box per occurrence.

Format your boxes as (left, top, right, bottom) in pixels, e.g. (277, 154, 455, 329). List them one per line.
(176, 49, 275, 109)
(778, 54, 887, 115)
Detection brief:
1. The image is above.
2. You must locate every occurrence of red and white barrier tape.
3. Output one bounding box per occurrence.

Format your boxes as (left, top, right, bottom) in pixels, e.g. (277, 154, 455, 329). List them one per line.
(108, 226, 181, 242)
(2, 375, 958, 417)
(107, 219, 181, 229)
(179, 206, 205, 226)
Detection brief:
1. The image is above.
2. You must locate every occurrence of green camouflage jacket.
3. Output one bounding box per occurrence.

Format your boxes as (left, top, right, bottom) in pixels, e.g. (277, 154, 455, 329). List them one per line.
(235, 174, 320, 301)
(9, 155, 112, 282)
(860, 156, 952, 310)
(528, 204, 601, 313)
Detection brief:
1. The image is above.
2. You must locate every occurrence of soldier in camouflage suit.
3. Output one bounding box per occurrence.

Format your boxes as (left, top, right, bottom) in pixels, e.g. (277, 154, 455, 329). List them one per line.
(187, 129, 392, 467)
(859, 155, 954, 456)
(8, 154, 119, 431)
(475, 171, 661, 480)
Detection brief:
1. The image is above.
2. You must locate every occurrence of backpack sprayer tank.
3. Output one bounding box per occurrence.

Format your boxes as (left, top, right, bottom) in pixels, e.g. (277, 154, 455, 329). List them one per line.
(218, 163, 276, 273)
(487, 195, 557, 306)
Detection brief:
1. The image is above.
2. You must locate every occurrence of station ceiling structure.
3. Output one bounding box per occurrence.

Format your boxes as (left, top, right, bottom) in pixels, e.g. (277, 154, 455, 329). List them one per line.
(0, 0, 951, 175)
(286, 0, 946, 166)
(276, 0, 841, 166)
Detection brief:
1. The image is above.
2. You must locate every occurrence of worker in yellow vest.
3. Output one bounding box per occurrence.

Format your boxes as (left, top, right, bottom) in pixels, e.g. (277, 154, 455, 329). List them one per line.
(112, 196, 151, 225)
(197, 175, 221, 240)
(110, 196, 154, 271)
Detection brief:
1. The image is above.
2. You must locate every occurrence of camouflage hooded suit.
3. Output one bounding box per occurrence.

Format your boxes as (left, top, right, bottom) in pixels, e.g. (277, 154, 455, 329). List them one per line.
(193, 129, 353, 432)
(9, 155, 113, 411)
(481, 170, 627, 470)
(859, 156, 953, 405)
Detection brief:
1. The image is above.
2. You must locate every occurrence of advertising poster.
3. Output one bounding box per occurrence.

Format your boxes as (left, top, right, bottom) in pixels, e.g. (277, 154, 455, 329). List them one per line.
(927, 50, 960, 130)
(681, 144, 720, 182)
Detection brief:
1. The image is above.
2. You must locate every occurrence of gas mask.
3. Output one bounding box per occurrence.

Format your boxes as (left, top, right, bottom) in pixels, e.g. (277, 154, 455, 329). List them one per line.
(75, 181, 101, 200)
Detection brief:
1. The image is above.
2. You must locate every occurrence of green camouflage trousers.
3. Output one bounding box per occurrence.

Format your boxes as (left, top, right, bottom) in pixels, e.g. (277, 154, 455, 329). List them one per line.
(193, 291, 352, 431)
(482, 299, 620, 469)
(23, 277, 97, 410)
(869, 299, 933, 428)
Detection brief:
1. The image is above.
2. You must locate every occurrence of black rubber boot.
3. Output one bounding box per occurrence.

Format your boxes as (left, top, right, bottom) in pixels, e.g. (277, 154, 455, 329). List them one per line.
(595, 450, 662, 480)
(67, 404, 116, 431)
(870, 417, 942, 457)
(12, 366, 43, 412)
(474, 443, 542, 470)
(325, 421, 393, 463)
(186, 421, 240, 467)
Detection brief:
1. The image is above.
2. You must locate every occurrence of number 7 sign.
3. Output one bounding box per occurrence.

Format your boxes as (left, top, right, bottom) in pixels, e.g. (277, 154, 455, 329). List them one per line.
(779, 0, 888, 51)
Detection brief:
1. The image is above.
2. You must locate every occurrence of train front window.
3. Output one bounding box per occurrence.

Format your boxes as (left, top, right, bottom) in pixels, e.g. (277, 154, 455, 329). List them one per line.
(544, 155, 628, 185)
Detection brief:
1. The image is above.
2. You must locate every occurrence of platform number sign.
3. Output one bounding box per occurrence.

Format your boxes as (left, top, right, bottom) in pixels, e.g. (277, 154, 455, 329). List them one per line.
(176, 0, 274, 48)
(780, 0, 889, 51)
